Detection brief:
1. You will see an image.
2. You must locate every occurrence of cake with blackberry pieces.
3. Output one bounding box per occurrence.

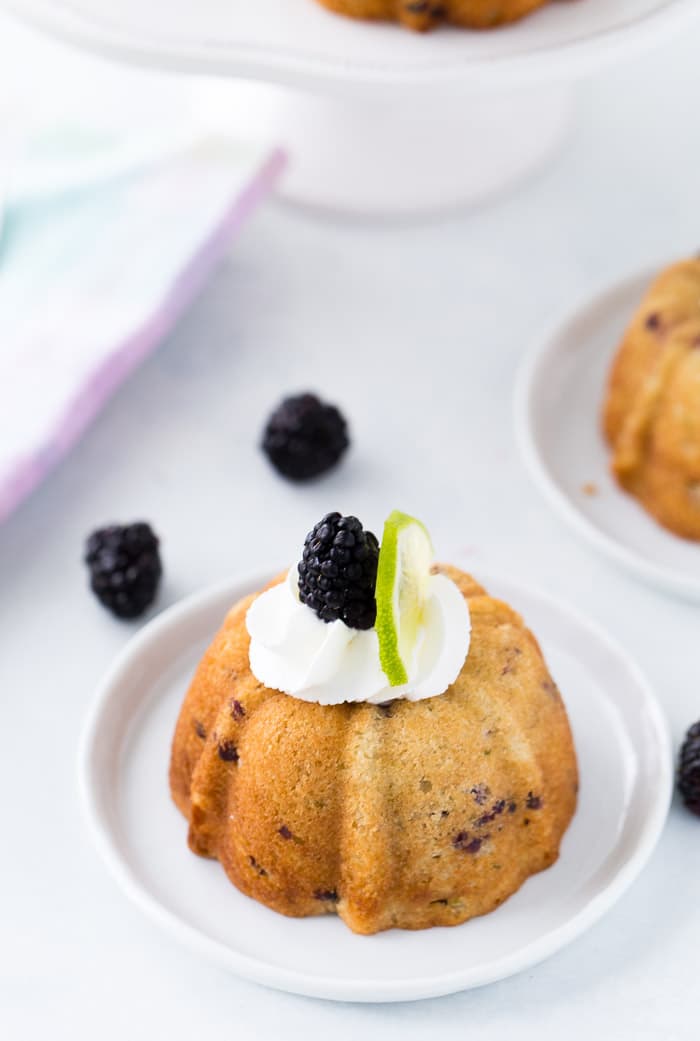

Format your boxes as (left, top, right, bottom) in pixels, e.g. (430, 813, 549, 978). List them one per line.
(169, 510, 578, 934)
(603, 258, 700, 540)
(313, 0, 551, 31)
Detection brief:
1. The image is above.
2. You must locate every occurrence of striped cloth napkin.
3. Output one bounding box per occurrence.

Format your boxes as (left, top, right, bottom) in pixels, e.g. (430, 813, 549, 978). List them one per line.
(0, 126, 283, 523)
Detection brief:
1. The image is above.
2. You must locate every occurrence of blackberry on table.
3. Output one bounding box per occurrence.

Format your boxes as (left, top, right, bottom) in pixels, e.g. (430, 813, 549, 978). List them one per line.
(678, 721, 700, 817)
(85, 522, 162, 619)
(262, 393, 349, 481)
(298, 512, 379, 630)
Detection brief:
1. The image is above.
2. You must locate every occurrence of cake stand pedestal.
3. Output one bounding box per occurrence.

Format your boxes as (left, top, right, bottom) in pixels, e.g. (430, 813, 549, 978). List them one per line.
(3, 0, 698, 215)
(214, 79, 573, 214)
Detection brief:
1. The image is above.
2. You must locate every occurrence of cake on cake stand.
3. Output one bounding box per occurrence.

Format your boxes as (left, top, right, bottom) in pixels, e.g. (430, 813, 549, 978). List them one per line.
(3, 0, 697, 214)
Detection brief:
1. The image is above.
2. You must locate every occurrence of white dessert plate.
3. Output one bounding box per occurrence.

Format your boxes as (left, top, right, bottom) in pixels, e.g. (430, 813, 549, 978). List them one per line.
(4, 0, 698, 89)
(515, 268, 700, 602)
(80, 568, 671, 1002)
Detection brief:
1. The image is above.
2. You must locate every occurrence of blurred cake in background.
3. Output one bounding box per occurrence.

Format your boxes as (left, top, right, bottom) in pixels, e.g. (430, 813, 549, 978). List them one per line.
(314, 0, 551, 31)
(603, 258, 700, 540)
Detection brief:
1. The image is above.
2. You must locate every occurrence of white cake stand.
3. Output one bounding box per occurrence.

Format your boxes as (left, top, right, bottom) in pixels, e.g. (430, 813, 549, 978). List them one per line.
(3, 0, 698, 214)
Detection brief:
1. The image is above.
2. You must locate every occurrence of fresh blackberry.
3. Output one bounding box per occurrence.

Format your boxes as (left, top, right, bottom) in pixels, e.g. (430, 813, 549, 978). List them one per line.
(298, 513, 379, 630)
(678, 721, 700, 817)
(85, 522, 162, 619)
(262, 393, 349, 481)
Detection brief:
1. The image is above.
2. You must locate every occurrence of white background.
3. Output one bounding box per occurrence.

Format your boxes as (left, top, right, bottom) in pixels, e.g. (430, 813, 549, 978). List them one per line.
(1, 9, 699, 1039)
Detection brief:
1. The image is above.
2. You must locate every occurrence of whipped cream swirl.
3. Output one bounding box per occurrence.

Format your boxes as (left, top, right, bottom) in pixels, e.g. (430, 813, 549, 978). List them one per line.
(246, 569, 471, 705)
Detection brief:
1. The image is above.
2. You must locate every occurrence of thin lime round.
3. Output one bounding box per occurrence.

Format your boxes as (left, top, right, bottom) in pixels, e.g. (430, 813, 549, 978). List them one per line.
(375, 510, 434, 687)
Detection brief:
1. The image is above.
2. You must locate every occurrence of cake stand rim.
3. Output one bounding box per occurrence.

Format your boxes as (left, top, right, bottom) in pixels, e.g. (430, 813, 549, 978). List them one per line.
(2, 0, 698, 91)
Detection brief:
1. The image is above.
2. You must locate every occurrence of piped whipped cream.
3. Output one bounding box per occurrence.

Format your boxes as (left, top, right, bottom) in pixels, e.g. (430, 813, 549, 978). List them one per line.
(246, 569, 471, 705)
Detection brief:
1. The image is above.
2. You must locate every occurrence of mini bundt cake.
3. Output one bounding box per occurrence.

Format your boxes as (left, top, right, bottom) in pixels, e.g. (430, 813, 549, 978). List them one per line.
(313, 0, 551, 31)
(170, 561, 578, 935)
(603, 258, 700, 540)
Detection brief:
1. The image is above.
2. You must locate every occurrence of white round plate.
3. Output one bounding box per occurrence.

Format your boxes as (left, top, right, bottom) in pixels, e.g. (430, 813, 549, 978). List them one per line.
(4, 0, 698, 89)
(80, 569, 671, 1003)
(516, 268, 700, 602)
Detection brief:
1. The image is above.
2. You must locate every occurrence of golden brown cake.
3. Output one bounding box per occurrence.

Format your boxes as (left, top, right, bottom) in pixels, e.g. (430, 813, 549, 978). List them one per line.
(603, 258, 700, 540)
(170, 564, 578, 935)
(313, 0, 551, 31)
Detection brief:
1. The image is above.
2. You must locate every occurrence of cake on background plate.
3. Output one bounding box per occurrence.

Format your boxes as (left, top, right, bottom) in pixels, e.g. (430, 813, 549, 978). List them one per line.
(313, 0, 551, 31)
(603, 258, 700, 541)
(170, 510, 578, 935)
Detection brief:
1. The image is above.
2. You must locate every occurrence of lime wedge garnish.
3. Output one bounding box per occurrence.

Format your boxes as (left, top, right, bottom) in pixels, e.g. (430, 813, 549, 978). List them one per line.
(375, 510, 434, 687)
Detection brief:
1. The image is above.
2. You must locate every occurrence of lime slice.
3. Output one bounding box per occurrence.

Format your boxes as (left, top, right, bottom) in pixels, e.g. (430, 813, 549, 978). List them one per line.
(375, 510, 434, 687)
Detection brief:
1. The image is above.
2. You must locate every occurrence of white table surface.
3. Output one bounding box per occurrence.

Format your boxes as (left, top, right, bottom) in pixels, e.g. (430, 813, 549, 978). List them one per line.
(1, 11, 699, 1040)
